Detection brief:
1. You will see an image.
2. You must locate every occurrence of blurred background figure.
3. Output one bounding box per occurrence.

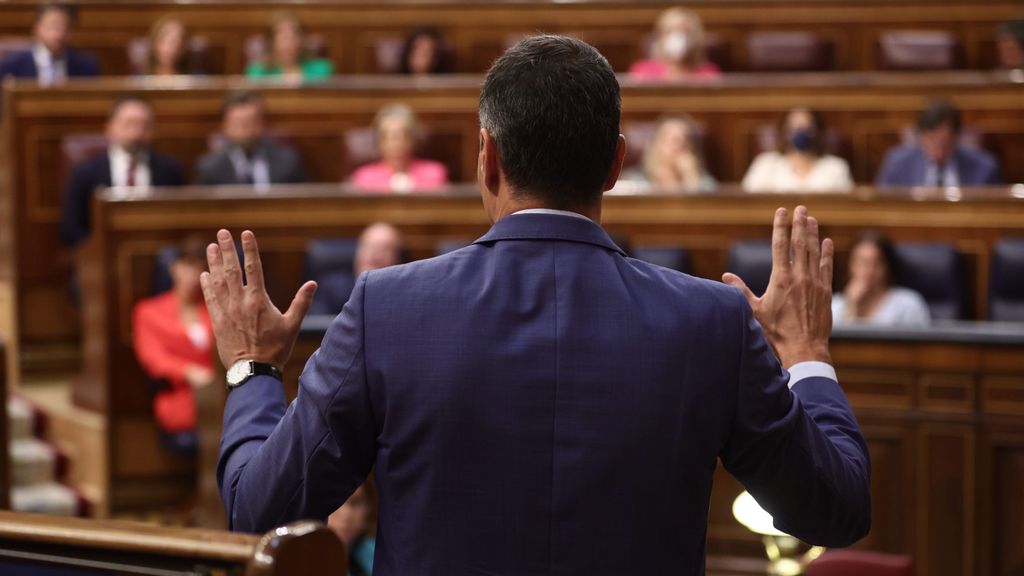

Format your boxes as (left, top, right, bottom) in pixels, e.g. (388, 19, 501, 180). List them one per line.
(355, 223, 404, 278)
(742, 107, 853, 193)
(327, 484, 376, 576)
(196, 91, 307, 186)
(399, 26, 451, 76)
(629, 7, 720, 81)
(351, 103, 448, 192)
(132, 236, 214, 451)
(997, 21, 1024, 70)
(143, 16, 196, 76)
(876, 99, 1001, 188)
(0, 2, 98, 85)
(620, 114, 717, 192)
(60, 96, 185, 248)
(307, 223, 404, 316)
(832, 231, 931, 327)
(246, 11, 333, 81)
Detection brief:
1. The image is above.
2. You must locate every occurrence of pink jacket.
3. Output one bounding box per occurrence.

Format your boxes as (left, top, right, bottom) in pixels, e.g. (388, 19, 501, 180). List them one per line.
(351, 159, 449, 192)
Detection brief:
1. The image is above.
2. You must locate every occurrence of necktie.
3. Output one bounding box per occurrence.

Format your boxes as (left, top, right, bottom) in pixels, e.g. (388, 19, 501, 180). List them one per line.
(127, 155, 137, 187)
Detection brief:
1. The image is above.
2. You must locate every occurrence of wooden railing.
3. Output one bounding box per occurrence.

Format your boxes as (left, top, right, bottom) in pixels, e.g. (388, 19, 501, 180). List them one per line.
(0, 0, 1017, 74)
(0, 511, 346, 575)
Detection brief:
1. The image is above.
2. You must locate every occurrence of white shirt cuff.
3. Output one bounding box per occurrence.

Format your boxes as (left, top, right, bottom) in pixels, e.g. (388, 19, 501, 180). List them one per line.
(786, 361, 837, 389)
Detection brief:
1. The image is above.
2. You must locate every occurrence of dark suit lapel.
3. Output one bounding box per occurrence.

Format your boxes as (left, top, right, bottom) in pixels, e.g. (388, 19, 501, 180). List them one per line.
(98, 152, 113, 187)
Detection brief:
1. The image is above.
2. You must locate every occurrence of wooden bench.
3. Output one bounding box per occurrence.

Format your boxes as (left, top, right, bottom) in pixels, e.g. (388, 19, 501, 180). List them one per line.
(0, 0, 1017, 74)
(0, 339, 7, 510)
(0, 510, 346, 575)
(4, 73, 1024, 374)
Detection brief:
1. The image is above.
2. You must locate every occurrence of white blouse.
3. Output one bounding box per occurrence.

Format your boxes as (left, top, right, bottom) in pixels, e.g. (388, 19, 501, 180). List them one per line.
(832, 287, 932, 328)
(741, 152, 854, 193)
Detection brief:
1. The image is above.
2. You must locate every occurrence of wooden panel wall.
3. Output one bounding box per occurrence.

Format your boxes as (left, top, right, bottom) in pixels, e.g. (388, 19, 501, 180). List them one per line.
(0, 0, 1019, 74)
(4, 74, 1024, 374)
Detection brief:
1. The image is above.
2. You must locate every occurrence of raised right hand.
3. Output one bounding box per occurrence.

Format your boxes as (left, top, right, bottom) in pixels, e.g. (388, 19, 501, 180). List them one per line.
(722, 206, 834, 368)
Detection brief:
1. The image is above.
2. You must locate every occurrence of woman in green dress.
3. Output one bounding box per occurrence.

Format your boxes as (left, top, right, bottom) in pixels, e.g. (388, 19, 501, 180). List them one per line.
(246, 11, 333, 81)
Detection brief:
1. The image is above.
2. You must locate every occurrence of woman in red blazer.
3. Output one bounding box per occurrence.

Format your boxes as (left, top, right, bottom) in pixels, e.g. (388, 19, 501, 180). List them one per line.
(132, 237, 213, 433)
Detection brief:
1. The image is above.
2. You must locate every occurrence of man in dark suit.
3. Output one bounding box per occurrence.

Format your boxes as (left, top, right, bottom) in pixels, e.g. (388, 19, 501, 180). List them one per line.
(0, 3, 99, 85)
(196, 91, 307, 187)
(60, 96, 184, 247)
(876, 99, 1001, 187)
(204, 36, 870, 575)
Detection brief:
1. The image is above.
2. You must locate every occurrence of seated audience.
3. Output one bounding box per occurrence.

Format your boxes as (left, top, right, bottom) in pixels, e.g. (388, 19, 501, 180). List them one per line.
(399, 26, 451, 76)
(196, 91, 307, 186)
(351, 104, 448, 192)
(310, 223, 404, 316)
(742, 107, 853, 193)
(328, 484, 376, 576)
(60, 96, 185, 247)
(0, 2, 98, 85)
(876, 99, 1001, 188)
(132, 236, 214, 437)
(832, 231, 931, 327)
(144, 16, 198, 76)
(619, 115, 717, 192)
(246, 11, 333, 81)
(997, 21, 1024, 70)
(629, 7, 721, 81)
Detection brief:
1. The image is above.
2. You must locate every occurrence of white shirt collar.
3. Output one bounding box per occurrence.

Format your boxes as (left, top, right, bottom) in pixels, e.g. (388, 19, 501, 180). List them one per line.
(511, 208, 593, 222)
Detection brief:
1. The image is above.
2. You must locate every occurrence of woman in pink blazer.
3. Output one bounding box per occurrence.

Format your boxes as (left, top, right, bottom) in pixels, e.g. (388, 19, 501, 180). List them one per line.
(351, 103, 449, 193)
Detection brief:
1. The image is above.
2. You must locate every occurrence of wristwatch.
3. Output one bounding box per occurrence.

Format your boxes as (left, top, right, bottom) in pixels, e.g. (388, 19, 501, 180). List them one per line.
(226, 360, 283, 390)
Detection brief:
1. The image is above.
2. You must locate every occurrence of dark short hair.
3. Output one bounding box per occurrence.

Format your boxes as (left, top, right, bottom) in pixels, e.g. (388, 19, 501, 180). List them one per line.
(479, 35, 621, 209)
(174, 235, 208, 266)
(108, 94, 152, 120)
(998, 20, 1024, 48)
(399, 26, 450, 74)
(220, 90, 264, 120)
(917, 99, 961, 134)
(777, 107, 827, 157)
(35, 2, 77, 26)
(850, 230, 899, 287)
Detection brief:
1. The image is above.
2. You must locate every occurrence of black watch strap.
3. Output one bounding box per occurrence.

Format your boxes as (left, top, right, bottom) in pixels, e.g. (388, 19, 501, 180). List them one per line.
(251, 362, 283, 381)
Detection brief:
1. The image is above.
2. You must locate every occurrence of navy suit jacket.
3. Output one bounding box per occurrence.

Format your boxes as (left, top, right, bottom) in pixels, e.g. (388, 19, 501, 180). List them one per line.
(60, 150, 184, 247)
(219, 213, 871, 575)
(0, 48, 99, 80)
(876, 144, 1001, 187)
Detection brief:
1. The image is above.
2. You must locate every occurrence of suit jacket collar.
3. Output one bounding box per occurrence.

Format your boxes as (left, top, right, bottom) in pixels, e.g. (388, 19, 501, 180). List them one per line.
(474, 212, 626, 256)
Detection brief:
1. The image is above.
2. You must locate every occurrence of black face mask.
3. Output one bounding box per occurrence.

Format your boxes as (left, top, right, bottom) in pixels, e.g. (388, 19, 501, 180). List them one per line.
(789, 129, 816, 153)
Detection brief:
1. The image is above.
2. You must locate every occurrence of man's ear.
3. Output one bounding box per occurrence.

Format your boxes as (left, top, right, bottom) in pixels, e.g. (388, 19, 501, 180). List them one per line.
(602, 134, 627, 192)
(479, 128, 501, 196)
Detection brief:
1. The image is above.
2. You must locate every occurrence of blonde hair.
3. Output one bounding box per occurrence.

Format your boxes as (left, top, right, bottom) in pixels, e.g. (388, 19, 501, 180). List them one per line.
(642, 114, 704, 179)
(653, 7, 708, 69)
(146, 16, 187, 74)
(373, 103, 421, 139)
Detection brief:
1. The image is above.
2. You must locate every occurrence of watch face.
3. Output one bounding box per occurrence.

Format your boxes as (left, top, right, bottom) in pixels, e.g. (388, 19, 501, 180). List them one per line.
(227, 361, 252, 386)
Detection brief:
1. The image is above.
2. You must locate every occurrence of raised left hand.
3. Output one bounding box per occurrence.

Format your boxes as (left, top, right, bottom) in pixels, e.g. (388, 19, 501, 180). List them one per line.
(200, 229, 318, 371)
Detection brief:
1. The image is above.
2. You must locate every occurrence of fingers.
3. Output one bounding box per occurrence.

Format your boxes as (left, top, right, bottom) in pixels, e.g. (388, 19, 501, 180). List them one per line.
(240, 230, 265, 293)
(819, 237, 834, 292)
(807, 216, 821, 283)
(283, 280, 318, 327)
(722, 272, 757, 304)
(769, 207, 791, 285)
(217, 229, 243, 297)
(790, 206, 809, 281)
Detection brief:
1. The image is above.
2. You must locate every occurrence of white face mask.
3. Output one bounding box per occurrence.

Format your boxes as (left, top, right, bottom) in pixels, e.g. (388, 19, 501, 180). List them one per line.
(662, 32, 689, 61)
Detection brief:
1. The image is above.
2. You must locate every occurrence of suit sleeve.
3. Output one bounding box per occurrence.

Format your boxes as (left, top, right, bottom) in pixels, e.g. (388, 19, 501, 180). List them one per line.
(161, 156, 186, 187)
(218, 274, 377, 533)
(60, 164, 95, 247)
(288, 147, 308, 183)
(195, 155, 219, 185)
(719, 294, 871, 547)
(875, 149, 897, 187)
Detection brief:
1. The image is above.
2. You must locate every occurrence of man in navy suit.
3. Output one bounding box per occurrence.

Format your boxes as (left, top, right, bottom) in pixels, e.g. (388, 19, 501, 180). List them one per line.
(0, 3, 99, 85)
(204, 36, 871, 575)
(876, 99, 1001, 187)
(60, 96, 184, 247)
